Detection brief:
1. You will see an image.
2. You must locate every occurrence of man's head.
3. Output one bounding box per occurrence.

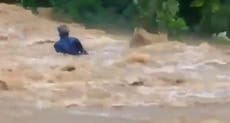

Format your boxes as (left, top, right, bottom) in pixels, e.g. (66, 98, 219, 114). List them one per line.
(57, 25, 69, 37)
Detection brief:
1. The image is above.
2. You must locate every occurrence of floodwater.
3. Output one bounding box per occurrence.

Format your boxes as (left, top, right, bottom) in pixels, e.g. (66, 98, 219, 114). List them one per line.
(0, 3, 230, 123)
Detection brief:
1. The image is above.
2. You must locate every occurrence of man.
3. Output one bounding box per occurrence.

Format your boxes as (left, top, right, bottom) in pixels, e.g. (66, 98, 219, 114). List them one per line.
(54, 25, 88, 55)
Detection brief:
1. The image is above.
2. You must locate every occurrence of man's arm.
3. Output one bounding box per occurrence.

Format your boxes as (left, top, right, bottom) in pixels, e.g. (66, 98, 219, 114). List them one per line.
(54, 43, 64, 53)
(73, 38, 88, 55)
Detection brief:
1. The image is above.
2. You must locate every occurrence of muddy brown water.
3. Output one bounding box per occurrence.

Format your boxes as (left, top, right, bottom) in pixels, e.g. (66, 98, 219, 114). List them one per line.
(1, 3, 230, 123)
(0, 38, 230, 123)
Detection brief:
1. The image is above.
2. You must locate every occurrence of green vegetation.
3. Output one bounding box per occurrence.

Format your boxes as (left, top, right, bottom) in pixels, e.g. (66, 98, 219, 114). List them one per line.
(7, 0, 230, 37)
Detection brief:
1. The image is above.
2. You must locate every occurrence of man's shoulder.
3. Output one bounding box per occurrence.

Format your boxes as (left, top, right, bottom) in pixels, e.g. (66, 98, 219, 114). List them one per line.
(69, 37, 80, 42)
(54, 40, 62, 45)
(54, 39, 67, 47)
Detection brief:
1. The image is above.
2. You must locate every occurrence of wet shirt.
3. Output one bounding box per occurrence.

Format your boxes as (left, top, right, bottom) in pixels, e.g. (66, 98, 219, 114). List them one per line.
(54, 36, 87, 55)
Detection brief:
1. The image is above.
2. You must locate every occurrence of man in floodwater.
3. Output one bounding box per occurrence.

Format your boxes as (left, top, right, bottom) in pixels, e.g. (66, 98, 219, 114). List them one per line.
(54, 25, 88, 55)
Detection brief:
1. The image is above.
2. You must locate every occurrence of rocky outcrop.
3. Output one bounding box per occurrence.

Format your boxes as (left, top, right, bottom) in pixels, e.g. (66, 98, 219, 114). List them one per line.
(130, 28, 168, 47)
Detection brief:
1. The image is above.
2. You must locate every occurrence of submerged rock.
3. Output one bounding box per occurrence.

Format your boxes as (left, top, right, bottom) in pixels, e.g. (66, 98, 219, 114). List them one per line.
(123, 76, 146, 86)
(0, 80, 8, 90)
(161, 78, 185, 85)
(129, 81, 144, 86)
(0, 34, 8, 40)
(61, 65, 76, 72)
(158, 74, 186, 85)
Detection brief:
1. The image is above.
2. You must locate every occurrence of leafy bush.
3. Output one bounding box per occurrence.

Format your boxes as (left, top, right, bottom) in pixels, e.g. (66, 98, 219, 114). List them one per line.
(49, 0, 103, 22)
(191, 0, 230, 36)
(19, 0, 51, 13)
(15, 0, 229, 37)
(134, 0, 188, 36)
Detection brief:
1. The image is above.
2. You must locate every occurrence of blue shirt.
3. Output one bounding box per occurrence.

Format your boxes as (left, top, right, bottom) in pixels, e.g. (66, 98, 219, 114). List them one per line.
(54, 36, 87, 55)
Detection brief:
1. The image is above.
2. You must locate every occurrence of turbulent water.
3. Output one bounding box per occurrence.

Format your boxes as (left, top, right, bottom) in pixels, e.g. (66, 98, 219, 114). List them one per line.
(0, 3, 230, 123)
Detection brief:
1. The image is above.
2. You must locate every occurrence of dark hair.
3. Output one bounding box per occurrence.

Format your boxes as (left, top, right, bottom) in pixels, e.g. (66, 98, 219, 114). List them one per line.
(57, 25, 69, 37)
